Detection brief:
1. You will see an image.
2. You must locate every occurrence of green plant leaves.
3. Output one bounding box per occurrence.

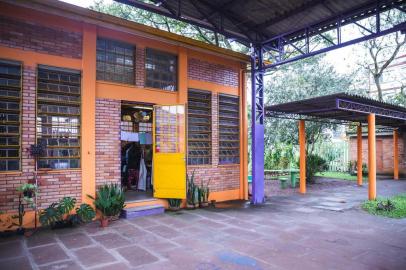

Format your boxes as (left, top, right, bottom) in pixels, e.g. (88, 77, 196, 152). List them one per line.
(88, 184, 125, 217)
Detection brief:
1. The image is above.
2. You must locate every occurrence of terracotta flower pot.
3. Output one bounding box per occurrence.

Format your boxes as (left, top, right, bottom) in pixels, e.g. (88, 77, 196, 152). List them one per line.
(100, 218, 109, 228)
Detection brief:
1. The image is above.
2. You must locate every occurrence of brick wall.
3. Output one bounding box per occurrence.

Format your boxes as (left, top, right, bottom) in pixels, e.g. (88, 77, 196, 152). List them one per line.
(188, 58, 239, 88)
(187, 93, 240, 193)
(0, 66, 81, 212)
(349, 134, 406, 174)
(95, 98, 121, 187)
(136, 47, 145, 87)
(0, 16, 82, 59)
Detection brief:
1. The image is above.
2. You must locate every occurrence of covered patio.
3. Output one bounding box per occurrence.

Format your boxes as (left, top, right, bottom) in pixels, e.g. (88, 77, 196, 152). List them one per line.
(266, 93, 406, 200)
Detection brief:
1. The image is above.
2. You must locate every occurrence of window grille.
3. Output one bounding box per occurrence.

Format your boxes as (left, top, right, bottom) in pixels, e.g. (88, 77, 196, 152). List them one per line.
(218, 94, 240, 164)
(37, 65, 81, 169)
(0, 59, 22, 171)
(145, 48, 177, 91)
(96, 38, 135, 85)
(187, 89, 211, 165)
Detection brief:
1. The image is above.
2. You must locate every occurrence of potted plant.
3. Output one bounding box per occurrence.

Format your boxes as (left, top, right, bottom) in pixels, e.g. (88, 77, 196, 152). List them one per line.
(167, 199, 181, 211)
(28, 142, 46, 231)
(10, 184, 38, 235)
(88, 184, 126, 227)
(198, 179, 210, 208)
(39, 197, 95, 229)
(186, 171, 199, 209)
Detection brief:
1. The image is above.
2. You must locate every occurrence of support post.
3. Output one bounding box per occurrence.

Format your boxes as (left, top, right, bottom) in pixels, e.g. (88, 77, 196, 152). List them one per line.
(299, 120, 306, 194)
(250, 45, 265, 204)
(394, 129, 399, 180)
(357, 124, 363, 186)
(368, 114, 376, 200)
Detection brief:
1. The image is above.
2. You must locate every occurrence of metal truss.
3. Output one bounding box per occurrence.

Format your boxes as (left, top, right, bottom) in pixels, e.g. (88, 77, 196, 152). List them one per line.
(337, 99, 406, 121)
(262, 0, 406, 69)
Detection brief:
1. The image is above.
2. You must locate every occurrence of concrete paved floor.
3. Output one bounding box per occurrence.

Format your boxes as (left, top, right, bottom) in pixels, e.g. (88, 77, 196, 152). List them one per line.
(1, 179, 406, 270)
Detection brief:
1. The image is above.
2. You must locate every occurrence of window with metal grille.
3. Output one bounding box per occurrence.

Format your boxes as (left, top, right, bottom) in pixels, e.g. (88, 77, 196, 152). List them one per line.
(187, 89, 211, 165)
(145, 48, 177, 91)
(37, 65, 81, 169)
(0, 59, 22, 171)
(96, 38, 135, 85)
(219, 94, 240, 164)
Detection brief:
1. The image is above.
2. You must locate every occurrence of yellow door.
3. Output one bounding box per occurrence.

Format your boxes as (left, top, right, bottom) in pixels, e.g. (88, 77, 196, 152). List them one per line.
(153, 105, 186, 199)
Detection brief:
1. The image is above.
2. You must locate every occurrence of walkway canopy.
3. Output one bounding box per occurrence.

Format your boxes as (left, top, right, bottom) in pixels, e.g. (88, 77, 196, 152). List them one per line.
(266, 93, 406, 200)
(266, 93, 406, 128)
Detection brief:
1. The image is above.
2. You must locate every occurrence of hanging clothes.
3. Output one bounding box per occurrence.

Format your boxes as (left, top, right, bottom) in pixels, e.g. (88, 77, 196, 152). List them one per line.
(138, 151, 147, 191)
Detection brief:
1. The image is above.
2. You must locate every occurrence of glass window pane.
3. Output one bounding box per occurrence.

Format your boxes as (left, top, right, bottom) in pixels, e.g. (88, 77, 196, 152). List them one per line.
(37, 66, 81, 170)
(96, 38, 135, 85)
(145, 48, 177, 91)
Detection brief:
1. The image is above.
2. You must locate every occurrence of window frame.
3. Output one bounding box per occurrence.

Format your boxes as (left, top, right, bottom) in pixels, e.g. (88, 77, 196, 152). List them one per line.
(187, 89, 212, 165)
(36, 65, 82, 170)
(218, 93, 240, 165)
(96, 37, 135, 85)
(145, 48, 178, 92)
(0, 59, 22, 172)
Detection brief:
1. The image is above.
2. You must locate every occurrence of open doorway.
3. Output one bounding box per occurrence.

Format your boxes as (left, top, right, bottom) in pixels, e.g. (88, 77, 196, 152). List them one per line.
(120, 102, 153, 202)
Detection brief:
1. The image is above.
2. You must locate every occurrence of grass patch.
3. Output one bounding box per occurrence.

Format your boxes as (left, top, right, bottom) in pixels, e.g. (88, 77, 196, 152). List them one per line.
(315, 171, 367, 181)
(362, 194, 406, 218)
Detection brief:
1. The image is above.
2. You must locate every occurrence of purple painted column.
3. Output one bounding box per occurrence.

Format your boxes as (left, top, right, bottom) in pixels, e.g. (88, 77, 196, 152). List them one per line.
(250, 45, 265, 204)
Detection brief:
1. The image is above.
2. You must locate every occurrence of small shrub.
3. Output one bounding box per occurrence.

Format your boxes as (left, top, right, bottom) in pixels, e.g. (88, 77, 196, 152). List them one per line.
(298, 154, 327, 183)
(168, 199, 182, 209)
(39, 197, 95, 228)
(88, 184, 125, 219)
(362, 194, 406, 219)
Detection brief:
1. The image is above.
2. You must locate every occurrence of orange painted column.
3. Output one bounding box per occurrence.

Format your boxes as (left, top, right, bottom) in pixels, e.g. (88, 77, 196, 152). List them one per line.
(394, 129, 399, 180)
(368, 114, 376, 200)
(177, 47, 188, 104)
(299, 120, 306, 194)
(357, 124, 363, 186)
(81, 24, 97, 204)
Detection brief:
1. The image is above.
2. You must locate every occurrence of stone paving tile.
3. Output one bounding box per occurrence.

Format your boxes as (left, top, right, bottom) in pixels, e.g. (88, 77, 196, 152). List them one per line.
(38, 260, 83, 270)
(91, 232, 132, 249)
(127, 216, 159, 228)
(144, 224, 181, 239)
(26, 232, 56, 248)
(58, 232, 93, 249)
(0, 240, 23, 259)
(29, 243, 69, 265)
(112, 224, 144, 238)
(73, 246, 116, 267)
(116, 245, 159, 267)
(91, 262, 132, 270)
(0, 256, 33, 270)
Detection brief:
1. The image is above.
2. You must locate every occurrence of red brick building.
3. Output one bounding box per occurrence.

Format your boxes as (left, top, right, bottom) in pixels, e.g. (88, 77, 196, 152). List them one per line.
(0, 0, 249, 227)
(349, 131, 406, 176)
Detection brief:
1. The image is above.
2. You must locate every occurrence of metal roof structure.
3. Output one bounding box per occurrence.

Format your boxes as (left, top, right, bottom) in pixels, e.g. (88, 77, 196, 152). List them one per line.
(118, 0, 406, 67)
(266, 93, 406, 128)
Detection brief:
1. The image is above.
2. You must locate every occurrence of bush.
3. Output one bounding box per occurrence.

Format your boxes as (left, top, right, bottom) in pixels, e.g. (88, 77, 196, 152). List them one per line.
(88, 184, 125, 219)
(39, 197, 95, 228)
(297, 154, 327, 183)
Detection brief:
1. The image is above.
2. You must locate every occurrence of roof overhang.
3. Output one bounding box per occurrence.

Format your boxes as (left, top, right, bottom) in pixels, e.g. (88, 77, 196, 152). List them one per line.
(265, 93, 406, 128)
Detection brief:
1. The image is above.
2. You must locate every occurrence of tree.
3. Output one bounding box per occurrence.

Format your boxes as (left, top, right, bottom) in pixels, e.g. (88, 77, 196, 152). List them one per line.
(357, 10, 406, 102)
(263, 55, 353, 169)
(89, 0, 248, 53)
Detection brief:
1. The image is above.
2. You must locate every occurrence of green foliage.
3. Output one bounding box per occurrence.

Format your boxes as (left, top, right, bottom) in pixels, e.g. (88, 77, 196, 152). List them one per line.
(75, 203, 96, 223)
(39, 197, 95, 227)
(362, 194, 406, 218)
(264, 143, 295, 170)
(198, 179, 210, 204)
(186, 171, 199, 206)
(316, 171, 368, 181)
(88, 184, 126, 218)
(168, 199, 182, 209)
(298, 154, 327, 183)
